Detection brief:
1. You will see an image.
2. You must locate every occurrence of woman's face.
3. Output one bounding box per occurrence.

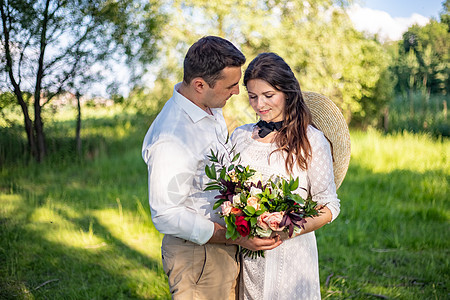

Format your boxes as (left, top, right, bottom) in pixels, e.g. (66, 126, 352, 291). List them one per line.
(247, 79, 286, 122)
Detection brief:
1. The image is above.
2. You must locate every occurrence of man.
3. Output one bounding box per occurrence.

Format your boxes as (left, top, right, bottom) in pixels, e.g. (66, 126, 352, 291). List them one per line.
(142, 36, 282, 299)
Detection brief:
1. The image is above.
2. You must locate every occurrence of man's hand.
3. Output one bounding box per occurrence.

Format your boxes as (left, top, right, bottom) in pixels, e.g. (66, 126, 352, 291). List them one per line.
(234, 234, 282, 251)
(208, 222, 282, 251)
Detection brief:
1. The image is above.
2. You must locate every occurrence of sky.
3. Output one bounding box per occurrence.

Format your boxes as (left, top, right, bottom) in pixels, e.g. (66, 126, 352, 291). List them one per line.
(348, 0, 445, 41)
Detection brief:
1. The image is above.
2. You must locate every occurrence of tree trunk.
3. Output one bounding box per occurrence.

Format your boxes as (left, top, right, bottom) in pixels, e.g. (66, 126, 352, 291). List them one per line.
(444, 100, 448, 121)
(33, 0, 51, 162)
(75, 91, 82, 156)
(383, 106, 389, 133)
(408, 89, 414, 118)
(0, 1, 38, 159)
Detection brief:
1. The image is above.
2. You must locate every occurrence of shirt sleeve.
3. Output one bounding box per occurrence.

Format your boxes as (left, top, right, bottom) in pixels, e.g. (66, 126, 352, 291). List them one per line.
(307, 130, 341, 222)
(142, 138, 215, 244)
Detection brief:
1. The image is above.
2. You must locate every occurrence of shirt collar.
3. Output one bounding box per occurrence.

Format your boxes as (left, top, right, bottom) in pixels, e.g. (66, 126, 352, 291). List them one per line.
(172, 83, 220, 123)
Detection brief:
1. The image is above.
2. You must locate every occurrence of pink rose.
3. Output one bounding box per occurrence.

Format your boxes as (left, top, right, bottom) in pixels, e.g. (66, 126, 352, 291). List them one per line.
(265, 212, 285, 231)
(257, 211, 271, 230)
(247, 196, 260, 210)
(221, 201, 232, 216)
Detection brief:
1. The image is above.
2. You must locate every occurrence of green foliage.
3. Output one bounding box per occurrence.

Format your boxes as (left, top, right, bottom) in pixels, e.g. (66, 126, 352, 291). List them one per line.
(319, 129, 449, 299)
(145, 0, 392, 127)
(392, 20, 450, 96)
(385, 92, 449, 137)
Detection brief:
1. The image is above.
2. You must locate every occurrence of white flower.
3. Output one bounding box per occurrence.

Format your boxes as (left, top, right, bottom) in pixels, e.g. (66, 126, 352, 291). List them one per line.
(255, 225, 272, 238)
(250, 186, 263, 197)
(293, 226, 302, 236)
(247, 172, 263, 185)
(232, 193, 241, 205)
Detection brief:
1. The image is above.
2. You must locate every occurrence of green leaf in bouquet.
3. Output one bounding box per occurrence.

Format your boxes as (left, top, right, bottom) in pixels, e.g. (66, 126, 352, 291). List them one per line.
(226, 214, 236, 225)
(255, 209, 266, 216)
(240, 193, 247, 203)
(205, 165, 214, 179)
(204, 185, 222, 191)
(232, 153, 240, 162)
(228, 164, 234, 172)
(220, 167, 226, 179)
(210, 164, 217, 179)
(226, 226, 236, 239)
(290, 193, 304, 204)
(282, 180, 290, 196)
(205, 181, 220, 186)
(290, 177, 299, 191)
(250, 217, 257, 227)
(244, 205, 256, 216)
(209, 149, 219, 162)
(213, 199, 227, 210)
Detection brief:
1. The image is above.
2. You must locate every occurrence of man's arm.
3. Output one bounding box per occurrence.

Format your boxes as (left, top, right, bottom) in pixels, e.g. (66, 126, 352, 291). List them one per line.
(143, 139, 215, 244)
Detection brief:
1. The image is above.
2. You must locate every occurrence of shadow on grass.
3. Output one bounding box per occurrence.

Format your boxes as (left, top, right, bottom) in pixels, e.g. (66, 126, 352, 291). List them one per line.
(0, 112, 170, 299)
(0, 175, 168, 299)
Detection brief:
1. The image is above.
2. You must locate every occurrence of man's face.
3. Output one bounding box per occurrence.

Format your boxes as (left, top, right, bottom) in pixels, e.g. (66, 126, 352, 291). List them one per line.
(203, 66, 242, 109)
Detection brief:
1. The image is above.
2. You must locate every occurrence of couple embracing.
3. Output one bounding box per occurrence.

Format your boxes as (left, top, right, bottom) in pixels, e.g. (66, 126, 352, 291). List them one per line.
(142, 36, 350, 300)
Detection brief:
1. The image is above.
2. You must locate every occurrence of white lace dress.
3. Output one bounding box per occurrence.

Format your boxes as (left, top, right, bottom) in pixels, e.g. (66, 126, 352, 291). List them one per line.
(231, 124, 341, 300)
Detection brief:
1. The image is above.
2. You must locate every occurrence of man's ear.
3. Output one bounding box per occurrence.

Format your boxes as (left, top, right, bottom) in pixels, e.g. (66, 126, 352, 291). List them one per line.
(192, 78, 207, 94)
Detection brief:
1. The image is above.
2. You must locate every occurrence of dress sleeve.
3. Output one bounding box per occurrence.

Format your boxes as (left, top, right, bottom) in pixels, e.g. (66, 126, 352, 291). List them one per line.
(307, 130, 341, 222)
(142, 138, 215, 244)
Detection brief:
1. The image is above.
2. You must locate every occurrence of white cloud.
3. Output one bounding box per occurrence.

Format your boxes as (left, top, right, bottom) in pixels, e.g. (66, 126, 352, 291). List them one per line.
(347, 4, 430, 42)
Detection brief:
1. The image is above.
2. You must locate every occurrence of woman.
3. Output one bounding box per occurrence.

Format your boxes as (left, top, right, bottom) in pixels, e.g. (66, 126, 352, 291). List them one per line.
(232, 53, 341, 299)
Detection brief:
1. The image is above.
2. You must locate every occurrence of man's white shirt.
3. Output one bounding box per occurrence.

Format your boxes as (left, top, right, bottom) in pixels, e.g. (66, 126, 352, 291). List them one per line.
(142, 83, 230, 245)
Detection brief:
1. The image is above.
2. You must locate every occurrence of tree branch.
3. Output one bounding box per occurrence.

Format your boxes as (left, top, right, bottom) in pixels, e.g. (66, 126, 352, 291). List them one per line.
(17, 33, 33, 86)
(43, 23, 93, 73)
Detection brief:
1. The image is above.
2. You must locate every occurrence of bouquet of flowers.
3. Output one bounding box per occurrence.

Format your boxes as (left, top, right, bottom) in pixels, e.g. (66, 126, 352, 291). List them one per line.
(204, 146, 319, 258)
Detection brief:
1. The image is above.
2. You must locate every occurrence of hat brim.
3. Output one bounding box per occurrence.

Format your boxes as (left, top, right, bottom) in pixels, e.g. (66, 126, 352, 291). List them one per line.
(302, 91, 351, 189)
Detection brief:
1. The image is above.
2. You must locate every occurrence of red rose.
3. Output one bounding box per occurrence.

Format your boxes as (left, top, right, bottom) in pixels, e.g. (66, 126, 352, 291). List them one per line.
(235, 216, 250, 237)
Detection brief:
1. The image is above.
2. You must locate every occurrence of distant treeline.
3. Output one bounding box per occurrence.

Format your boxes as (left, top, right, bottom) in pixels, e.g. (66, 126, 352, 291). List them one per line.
(1, 1, 449, 162)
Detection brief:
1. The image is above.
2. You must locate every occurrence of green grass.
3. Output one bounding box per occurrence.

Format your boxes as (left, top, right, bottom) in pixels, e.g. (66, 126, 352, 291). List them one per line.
(1, 106, 449, 299)
(318, 129, 449, 299)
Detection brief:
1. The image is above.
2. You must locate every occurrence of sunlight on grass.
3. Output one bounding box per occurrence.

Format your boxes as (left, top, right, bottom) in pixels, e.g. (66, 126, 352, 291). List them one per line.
(351, 129, 449, 173)
(95, 202, 163, 261)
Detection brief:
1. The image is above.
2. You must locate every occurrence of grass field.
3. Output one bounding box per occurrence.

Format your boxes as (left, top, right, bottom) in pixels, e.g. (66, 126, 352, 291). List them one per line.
(0, 106, 448, 299)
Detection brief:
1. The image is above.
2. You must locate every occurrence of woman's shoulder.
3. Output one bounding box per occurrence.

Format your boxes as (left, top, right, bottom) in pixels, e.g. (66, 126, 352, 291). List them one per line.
(231, 123, 255, 141)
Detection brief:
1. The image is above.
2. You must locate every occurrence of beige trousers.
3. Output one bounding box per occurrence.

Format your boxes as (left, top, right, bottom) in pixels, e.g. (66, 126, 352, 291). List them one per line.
(161, 235, 240, 300)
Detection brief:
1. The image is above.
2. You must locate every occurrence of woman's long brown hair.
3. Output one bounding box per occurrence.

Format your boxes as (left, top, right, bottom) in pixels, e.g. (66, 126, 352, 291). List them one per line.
(244, 52, 312, 174)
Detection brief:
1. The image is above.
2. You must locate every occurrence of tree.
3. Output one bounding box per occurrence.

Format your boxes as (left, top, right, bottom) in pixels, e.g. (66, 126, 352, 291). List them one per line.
(0, 0, 165, 161)
(148, 0, 389, 126)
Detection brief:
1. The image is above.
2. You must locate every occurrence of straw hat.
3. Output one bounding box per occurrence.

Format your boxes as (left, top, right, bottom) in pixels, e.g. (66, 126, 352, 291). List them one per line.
(302, 91, 351, 189)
